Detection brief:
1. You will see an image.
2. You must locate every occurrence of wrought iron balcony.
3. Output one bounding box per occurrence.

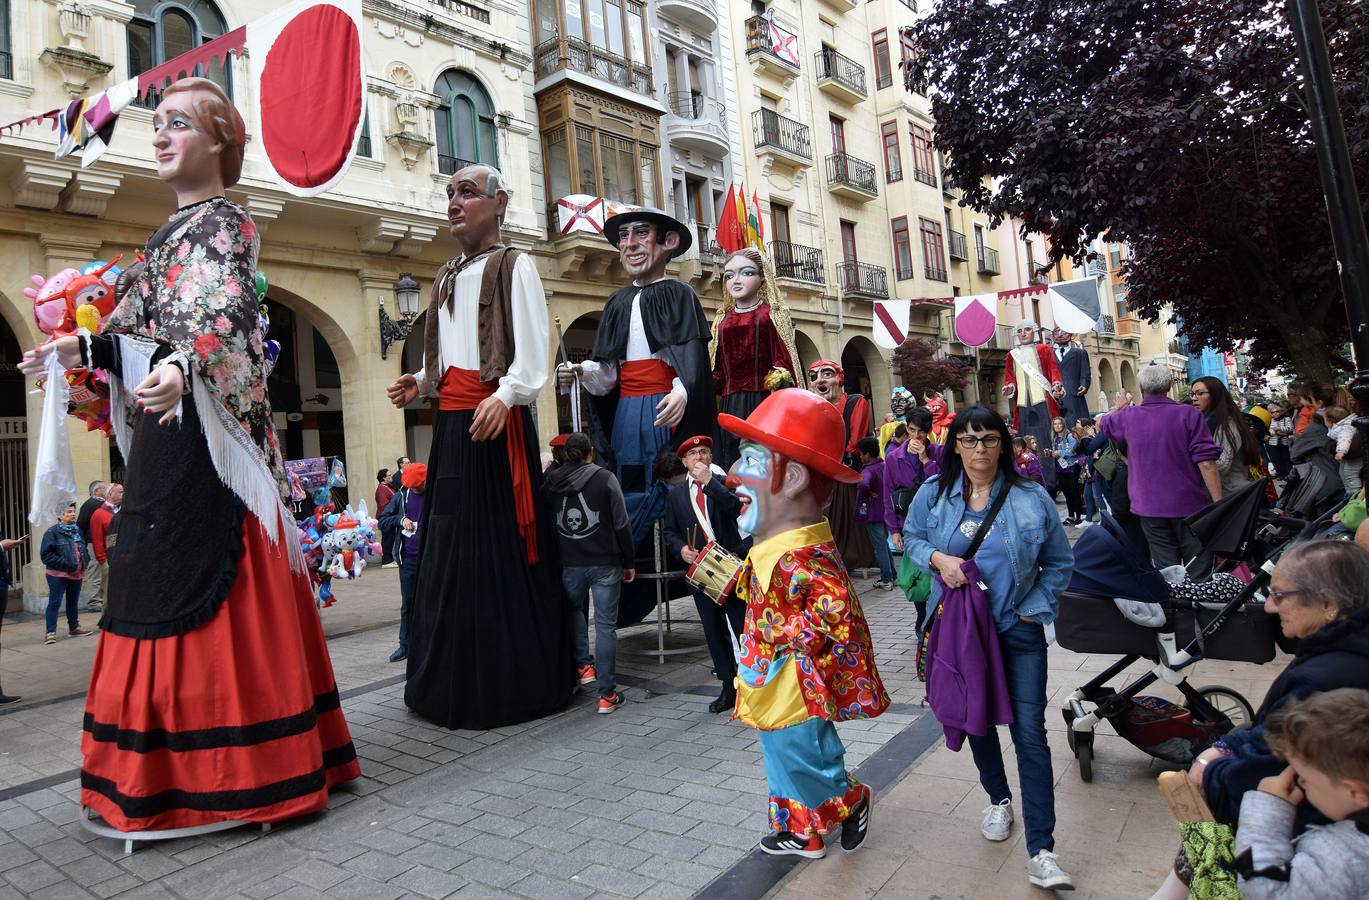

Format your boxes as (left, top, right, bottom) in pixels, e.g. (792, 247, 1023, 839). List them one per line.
(895, 260, 916, 281)
(745, 16, 801, 78)
(976, 244, 1001, 275)
(753, 109, 813, 166)
(695, 223, 725, 265)
(666, 93, 728, 157)
(534, 36, 653, 97)
(925, 259, 948, 282)
(770, 240, 825, 284)
(912, 165, 937, 187)
(948, 230, 968, 261)
(825, 152, 878, 200)
(438, 154, 478, 176)
(1097, 314, 1117, 335)
(814, 47, 866, 102)
(837, 260, 889, 298)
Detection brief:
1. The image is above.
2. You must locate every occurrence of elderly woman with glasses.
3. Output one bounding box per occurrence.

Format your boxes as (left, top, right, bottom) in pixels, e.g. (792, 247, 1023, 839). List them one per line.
(903, 405, 1075, 891)
(1149, 539, 1369, 899)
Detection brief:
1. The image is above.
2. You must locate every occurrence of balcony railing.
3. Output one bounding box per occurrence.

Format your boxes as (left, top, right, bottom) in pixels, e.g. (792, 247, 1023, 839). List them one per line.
(668, 92, 722, 123)
(753, 109, 812, 162)
(837, 261, 889, 298)
(745, 16, 801, 74)
(695, 224, 725, 264)
(826, 152, 878, 197)
(895, 260, 916, 281)
(534, 37, 653, 96)
(770, 240, 825, 284)
(1097, 315, 1117, 335)
(948, 230, 968, 261)
(925, 259, 948, 282)
(814, 47, 866, 98)
(439, 154, 478, 176)
(1028, 269, 1049, 286)
(912, 166, 937, 187)
(885, 157, 902, 183)
(976, 244, 1001, 275)
(430, 0, 491, 22)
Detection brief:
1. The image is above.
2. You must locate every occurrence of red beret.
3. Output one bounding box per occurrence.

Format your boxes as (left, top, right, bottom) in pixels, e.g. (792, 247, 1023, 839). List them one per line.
(677, 435, 712, 456)
(549, 433, 569, 448)
(401, 463, 427, 489)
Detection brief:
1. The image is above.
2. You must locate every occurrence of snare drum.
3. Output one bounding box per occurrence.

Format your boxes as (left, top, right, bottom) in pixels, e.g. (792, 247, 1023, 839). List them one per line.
(685, 541, 745, 605)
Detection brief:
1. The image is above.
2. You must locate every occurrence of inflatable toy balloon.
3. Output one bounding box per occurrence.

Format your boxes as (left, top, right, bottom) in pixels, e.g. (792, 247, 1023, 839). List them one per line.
(23, 257, 123, 337)
(255, 270, 268, 299)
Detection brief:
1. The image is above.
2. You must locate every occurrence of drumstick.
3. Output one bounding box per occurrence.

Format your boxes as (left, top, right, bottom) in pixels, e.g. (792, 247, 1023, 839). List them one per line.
(689, 525, 697, 549)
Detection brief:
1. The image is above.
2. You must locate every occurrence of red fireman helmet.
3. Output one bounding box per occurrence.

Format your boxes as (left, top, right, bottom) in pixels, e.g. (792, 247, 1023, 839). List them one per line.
(718, 389, 860, 483)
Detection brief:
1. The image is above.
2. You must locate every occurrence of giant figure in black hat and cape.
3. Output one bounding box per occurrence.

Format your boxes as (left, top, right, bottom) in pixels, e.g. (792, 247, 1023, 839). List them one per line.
(558, 208, 715, 536)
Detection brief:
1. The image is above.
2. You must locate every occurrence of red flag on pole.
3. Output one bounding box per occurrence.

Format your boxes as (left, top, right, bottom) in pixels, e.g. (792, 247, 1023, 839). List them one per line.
(717, 184, 742, 254)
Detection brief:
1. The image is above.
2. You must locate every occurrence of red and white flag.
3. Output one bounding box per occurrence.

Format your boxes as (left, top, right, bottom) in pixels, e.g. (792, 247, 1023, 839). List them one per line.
(873, 299, 911, 350)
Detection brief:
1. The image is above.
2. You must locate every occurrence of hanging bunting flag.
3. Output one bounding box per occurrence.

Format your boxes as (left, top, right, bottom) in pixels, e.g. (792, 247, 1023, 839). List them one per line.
(873, 299, 912, 350)
(1047, 275, 1103, 333)
(954, 293, 999, 347)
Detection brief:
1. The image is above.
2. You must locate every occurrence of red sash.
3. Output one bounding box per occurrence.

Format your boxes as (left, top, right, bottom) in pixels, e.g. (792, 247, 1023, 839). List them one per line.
(619, 358, 676, 397)
(438, 367, 538, 564)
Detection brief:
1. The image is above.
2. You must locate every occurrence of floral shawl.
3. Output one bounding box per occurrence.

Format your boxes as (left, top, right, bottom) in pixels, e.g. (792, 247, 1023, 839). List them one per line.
(106, 198, 285, 499)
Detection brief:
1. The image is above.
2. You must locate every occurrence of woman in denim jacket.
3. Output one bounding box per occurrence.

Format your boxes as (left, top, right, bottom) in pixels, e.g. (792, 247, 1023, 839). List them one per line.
(903, 405, 1075, 892)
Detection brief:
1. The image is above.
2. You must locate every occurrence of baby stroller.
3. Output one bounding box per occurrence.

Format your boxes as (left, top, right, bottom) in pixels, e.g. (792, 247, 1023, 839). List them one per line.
(1055, 480, 1288, 781)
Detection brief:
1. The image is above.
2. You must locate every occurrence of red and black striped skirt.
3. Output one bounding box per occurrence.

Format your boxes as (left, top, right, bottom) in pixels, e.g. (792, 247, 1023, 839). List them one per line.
(80, 513, 360, 832)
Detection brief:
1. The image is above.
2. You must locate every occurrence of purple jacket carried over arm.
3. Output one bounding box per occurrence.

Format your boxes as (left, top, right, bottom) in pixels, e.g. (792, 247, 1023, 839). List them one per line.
(925, 558, 1015, 750)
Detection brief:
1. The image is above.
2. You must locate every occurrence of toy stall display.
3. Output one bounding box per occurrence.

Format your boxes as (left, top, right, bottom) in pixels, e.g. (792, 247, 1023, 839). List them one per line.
(288, 457, 379, 607)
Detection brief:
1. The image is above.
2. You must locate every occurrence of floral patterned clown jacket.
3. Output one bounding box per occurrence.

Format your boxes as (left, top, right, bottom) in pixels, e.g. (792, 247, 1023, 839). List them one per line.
(733, 521, 889, 728)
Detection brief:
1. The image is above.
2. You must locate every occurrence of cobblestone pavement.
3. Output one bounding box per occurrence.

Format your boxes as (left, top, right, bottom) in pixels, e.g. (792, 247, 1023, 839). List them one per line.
(0, 567, 933, 899)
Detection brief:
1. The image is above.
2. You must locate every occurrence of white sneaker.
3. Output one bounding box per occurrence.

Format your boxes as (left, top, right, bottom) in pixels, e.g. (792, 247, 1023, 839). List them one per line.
(980, 799, 1013, 842)
(1027, 849, 1075, 891)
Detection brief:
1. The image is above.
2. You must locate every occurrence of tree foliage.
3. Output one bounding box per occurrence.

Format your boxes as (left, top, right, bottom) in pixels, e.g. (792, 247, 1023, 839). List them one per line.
(893, 337, 973, 394)
(907, 0, 1369, 382)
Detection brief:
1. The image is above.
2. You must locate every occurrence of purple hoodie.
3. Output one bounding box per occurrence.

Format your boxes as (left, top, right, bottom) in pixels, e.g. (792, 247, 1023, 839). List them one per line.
(856, 457, 887, 525)
(884, 442, 944, 530)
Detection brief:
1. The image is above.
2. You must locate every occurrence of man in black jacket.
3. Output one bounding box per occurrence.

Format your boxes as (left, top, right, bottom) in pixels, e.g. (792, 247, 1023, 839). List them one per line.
(663, 435, 751, 713)
(543, 433, 637, 715)
(76, 481, 106, 612)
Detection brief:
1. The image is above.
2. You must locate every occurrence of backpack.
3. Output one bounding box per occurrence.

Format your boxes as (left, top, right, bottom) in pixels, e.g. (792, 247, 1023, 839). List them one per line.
(1094, 445, 1119, 481)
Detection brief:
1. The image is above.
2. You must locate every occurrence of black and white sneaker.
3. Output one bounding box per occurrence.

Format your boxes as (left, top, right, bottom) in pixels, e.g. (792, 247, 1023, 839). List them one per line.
(840, 785, 872, 852)
(759, 831, 826, 859)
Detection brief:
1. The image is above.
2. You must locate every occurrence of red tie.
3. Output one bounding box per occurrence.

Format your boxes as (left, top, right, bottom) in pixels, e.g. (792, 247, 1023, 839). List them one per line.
(694, 481, 708, 520)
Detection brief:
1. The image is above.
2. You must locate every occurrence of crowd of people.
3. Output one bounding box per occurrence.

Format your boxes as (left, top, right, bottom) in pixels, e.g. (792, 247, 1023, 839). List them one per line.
(1, 77, 1366, 894)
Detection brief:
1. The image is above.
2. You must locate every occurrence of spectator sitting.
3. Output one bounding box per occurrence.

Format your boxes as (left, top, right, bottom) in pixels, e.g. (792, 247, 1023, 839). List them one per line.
(378, 463, 427, 663)
(1233, 688, 1369, 899)
(39, 503, 94, 645)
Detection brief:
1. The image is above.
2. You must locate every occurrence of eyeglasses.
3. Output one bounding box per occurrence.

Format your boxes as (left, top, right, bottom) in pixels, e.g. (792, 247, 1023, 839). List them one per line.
(1265, 589, 1301, 608)
(1190, 389, 1210, 398)
(723, 267, 760, 280)
(955, 434, 1002, 449)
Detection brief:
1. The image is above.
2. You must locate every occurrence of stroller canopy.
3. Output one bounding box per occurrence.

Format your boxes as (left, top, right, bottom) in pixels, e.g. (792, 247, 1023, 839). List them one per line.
(1185, 478, 1270, 560)
(1068, 512, 1169, 604)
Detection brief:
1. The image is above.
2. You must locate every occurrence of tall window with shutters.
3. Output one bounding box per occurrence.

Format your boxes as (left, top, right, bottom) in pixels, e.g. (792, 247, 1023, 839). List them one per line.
(871, 29, 892, 90)
(880, 121, 902, 183)
(127, 0, 232, 104)
(920, 217, 947, 282)
(891, 217, 914, 280)
(435, 69, 498, 176)
(909, 123, 936, 185)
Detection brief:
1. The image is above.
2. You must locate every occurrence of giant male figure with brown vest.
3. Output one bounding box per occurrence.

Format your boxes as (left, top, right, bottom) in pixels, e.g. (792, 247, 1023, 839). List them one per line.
(387, 165, 572, 729)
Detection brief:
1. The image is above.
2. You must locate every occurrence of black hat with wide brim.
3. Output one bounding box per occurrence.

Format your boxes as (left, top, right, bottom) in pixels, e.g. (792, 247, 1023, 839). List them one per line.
(602, 207, 693, 259)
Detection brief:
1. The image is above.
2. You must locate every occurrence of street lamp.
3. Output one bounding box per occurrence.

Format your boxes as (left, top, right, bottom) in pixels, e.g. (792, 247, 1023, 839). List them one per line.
(379, 272, 421, 360)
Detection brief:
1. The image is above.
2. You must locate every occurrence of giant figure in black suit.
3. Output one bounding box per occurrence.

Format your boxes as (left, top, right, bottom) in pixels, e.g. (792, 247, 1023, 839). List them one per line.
(662, 435, 751, 713)
(1052, 328, 1092, 427)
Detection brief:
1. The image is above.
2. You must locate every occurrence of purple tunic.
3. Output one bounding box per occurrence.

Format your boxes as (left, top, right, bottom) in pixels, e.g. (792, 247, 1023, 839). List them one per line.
(1100, 396, 1221, 518)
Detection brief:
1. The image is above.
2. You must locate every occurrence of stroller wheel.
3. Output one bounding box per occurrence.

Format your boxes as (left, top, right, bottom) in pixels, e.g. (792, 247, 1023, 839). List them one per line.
(1077, 739, 1094, 782)
(1196, 685, 1255, 730)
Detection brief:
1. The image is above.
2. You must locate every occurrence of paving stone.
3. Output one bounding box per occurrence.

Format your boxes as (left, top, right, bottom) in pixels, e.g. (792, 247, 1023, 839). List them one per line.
(340, 849, 416, 883)
(323, 875, 406, 900)
(511, 848, 588, 880)
(464, 813, 531, 840)
(88, 874, 142, 899)
(570, 863, 654, 898)
(27, 881, 96, 900)
(508, 872, 593, 900)
(0, 841, 38, 873)
(457, 832, 530, 863)
(113, 847, 183, 881)
(2, 859, 66, 893)
(285, 859, 353, 891)
(516, 825, 588, 854)
(453, 856, 531, 889)
(388, 863, 469, 899)
(398, 841, 472, 873)
(631, 856, 717, 890)
(570, 839, 650, 871)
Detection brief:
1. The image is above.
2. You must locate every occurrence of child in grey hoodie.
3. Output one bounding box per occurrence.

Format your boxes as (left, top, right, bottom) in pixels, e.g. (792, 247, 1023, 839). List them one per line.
(1235, 687, 1369, 899)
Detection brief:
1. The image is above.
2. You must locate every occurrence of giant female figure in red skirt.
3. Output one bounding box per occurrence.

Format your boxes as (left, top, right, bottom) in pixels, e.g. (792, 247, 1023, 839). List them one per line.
(20, 78, 359, 833)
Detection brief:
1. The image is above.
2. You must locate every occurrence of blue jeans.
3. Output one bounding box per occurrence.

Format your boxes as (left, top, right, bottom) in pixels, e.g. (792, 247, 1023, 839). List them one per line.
(397, 554, 418, 651)
(1083, 478, 1111, 520)
(966, 620, 1056, 857)
(45, 575, 82, 634)
(563, 565, 622, 698)
(865, 522, 895, 583)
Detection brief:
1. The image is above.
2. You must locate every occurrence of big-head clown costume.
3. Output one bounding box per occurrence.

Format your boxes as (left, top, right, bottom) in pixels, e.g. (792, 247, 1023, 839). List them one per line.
(719, 389, 889, 859)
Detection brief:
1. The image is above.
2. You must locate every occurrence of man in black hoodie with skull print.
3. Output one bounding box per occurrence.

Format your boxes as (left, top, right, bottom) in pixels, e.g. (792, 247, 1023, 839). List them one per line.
(542, 432, 636, 715)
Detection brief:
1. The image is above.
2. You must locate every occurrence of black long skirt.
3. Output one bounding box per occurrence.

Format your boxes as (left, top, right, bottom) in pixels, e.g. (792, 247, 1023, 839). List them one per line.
(827, 481, 876, 571)
(716, 390, 767, 472)
(405, 407, 573, 729)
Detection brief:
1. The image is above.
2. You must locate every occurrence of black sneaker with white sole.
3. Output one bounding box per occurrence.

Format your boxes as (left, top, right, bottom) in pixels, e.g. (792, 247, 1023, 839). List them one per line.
(840, 785, 872, 851)
(759, 831, 826, 859)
